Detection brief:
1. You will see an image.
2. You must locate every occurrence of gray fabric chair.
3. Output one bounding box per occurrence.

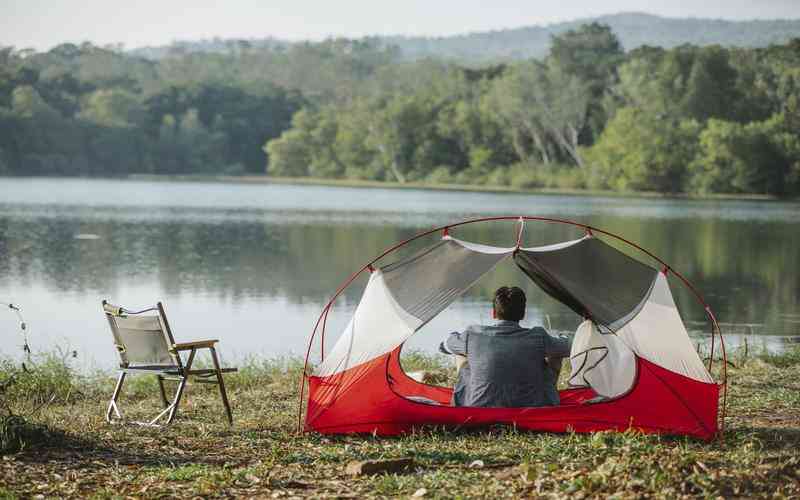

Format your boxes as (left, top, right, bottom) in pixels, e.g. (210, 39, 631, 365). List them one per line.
(102, 300, 236, 426)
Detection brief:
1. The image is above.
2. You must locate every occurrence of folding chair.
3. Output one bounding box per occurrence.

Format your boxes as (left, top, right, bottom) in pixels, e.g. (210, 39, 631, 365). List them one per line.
(102, 300, 237, 426)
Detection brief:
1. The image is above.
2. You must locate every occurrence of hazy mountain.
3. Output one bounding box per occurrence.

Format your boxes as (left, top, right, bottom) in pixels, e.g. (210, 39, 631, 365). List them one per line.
(130, 12, 800, 61)
(384, 12, 800, 60)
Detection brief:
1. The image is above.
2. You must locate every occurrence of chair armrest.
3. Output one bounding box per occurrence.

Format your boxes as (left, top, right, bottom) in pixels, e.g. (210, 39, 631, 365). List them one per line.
(172, 339, 219, 350)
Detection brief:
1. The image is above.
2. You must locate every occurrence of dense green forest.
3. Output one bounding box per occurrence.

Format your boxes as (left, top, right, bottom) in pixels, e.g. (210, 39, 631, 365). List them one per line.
(266, 26, 800, 196)
(1, 21, 799, 196)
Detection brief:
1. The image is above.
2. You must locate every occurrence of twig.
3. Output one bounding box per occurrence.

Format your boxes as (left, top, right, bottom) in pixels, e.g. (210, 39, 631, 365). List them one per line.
(26, 393, 58, 418)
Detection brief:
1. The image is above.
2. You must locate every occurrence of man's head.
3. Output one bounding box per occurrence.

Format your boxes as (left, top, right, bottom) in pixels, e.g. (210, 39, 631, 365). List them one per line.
(492, 286, 526, 321)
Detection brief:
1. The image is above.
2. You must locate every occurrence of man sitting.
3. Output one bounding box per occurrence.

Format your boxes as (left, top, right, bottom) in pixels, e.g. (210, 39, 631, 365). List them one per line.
(439, 286, 572, 407)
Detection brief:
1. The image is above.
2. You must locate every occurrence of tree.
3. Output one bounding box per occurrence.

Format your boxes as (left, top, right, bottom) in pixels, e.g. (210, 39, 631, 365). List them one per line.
(613, 45, 741, 123)
(11, 86, 58, 119)
(489, 61, 590, 167)
(549, 23, 623, 85)
(690, 114, 798, 196)
(264, 107, 343, 178)
(549, 23, 624, 141)
(264, 129, 310, 177)
(681, 46, 740, 122)
(585, 107, 701, 192)
(365, 97, 408, 183)
(79, 89, 141, 127)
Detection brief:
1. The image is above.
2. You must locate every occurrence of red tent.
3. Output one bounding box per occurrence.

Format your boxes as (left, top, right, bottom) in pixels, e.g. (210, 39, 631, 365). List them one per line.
(300, 217, 727, 440)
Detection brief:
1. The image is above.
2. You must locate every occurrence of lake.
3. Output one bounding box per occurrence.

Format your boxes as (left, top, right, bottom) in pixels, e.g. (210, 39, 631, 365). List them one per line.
(0, 177, 798, 369)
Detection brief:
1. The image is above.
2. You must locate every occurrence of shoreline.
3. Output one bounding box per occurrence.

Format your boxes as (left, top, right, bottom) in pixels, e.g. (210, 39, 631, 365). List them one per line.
(124, 174, 791, 202)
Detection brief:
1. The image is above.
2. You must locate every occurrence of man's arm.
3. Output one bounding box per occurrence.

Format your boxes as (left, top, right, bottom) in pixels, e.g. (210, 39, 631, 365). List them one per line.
(439, 331, 468, 356)
(543, 330, 572, 359)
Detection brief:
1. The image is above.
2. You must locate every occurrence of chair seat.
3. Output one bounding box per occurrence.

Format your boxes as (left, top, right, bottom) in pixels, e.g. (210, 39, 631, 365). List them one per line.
(191, 367, 238, 376)
(119, 365, 238, 375)
(121, 365, 181, 374)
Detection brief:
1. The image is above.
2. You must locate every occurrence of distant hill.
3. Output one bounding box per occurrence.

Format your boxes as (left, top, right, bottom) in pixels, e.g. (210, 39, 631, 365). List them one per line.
(130, 12, 800, 61)
(383, 12, 800, 60)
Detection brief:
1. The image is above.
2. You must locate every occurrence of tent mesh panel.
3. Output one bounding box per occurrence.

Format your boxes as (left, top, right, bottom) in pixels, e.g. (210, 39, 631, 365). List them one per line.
(380, 239, 509, 327)
(514, 237, 658, 332)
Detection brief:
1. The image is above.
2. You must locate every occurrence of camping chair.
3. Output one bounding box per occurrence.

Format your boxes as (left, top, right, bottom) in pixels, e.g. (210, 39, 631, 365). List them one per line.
(102, 300, 237, 426)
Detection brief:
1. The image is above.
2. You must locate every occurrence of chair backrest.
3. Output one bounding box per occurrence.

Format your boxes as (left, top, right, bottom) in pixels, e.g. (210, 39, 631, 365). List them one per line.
(102, 300, 182, 369)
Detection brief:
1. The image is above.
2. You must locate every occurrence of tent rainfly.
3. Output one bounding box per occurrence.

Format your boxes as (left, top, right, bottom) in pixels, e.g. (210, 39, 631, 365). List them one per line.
(300, 217, 727, 440)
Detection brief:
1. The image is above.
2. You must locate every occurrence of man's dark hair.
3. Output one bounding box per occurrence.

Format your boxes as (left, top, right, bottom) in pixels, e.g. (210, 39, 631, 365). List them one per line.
(493, 286, 526, 321)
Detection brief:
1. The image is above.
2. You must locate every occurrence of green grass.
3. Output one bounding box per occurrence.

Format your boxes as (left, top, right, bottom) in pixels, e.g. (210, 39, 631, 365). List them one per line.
(0, 350, 90, 407)
(0, 348, 797, 498)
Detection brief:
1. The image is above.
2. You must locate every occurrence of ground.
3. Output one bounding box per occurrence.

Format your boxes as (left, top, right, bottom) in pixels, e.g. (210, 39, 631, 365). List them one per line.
(0, 349, 798, 499)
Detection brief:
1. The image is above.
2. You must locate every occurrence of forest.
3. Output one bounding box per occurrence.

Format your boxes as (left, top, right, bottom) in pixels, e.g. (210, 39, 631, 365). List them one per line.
(1, 22, 799, 196)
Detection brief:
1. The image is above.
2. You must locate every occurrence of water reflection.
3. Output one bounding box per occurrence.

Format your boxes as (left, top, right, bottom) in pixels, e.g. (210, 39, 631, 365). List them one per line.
(0, 178, 798, 366)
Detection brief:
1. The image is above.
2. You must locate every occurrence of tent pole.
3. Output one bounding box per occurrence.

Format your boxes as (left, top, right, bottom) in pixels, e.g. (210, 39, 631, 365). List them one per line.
(320, 306, 330, 362)
(514, 217, 525, 249)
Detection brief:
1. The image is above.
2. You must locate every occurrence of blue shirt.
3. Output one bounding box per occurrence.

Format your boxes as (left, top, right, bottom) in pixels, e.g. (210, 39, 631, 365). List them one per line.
(440, 320, 572, 407)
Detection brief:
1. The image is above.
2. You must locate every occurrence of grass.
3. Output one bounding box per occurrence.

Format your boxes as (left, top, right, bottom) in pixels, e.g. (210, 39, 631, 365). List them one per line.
(0, 348, 798, 498)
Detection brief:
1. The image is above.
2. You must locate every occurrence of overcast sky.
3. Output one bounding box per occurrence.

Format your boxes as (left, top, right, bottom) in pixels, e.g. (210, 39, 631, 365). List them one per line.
(3, 0, 800, 51)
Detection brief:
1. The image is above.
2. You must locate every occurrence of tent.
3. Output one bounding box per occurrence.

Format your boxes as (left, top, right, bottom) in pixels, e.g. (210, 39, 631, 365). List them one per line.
(300, 217, 727, 440)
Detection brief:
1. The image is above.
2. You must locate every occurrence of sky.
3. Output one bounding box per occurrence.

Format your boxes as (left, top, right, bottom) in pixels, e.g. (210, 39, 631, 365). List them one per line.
(2, 0, 800, 51)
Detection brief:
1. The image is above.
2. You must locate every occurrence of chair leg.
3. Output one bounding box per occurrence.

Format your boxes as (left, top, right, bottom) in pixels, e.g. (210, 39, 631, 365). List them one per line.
(210, 347, 233, 426)
(157, 347, 196, 426)
(106, 372, 126, 423)
(157, 375, 169, 408)
(163, 377, 188, 425)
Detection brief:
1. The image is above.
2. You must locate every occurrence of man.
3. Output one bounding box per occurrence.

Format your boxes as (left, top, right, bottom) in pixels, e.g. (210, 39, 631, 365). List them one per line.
(439, 286, 571, 407)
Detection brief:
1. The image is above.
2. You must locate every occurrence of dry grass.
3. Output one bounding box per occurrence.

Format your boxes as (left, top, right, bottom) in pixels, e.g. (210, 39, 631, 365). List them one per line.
(0, 349, 798, 499)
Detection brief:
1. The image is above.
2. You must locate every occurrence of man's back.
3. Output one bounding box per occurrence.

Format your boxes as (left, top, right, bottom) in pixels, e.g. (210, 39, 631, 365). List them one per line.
(443, 320, 571, 407)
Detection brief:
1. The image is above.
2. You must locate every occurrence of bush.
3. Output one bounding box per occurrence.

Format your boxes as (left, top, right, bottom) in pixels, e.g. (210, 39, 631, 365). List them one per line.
(344, 162, 384, 180)
(487, 167, 511, 186)
(0, 350, 85, 407)
(540, 164, 587, 190)
(507, 163, 541, 189)
(584, 107, 700, 193)
(425, 166, 455, 184)
(500, 162, 584, 190)
(689, 114, 799, 196)
(454, 165, 491, 185)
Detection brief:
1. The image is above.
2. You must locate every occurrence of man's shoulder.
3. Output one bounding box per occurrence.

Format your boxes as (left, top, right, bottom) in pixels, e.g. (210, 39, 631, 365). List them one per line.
(465, 322, 547, 336)
(462, 324, 483, 335)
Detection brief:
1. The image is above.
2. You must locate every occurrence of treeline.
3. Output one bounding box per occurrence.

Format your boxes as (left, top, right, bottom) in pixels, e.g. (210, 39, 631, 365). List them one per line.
(1, 26, 799, 196)
(0, 39, 398, 176)
(267, 26, 800, 196)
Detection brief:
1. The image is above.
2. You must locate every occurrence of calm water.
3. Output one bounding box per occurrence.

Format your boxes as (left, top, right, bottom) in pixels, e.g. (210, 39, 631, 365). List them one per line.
(0, 178, 798, 368)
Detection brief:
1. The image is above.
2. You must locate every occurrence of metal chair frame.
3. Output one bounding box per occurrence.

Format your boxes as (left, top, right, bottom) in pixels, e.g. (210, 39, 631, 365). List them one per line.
(102, 300, 236, 427)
